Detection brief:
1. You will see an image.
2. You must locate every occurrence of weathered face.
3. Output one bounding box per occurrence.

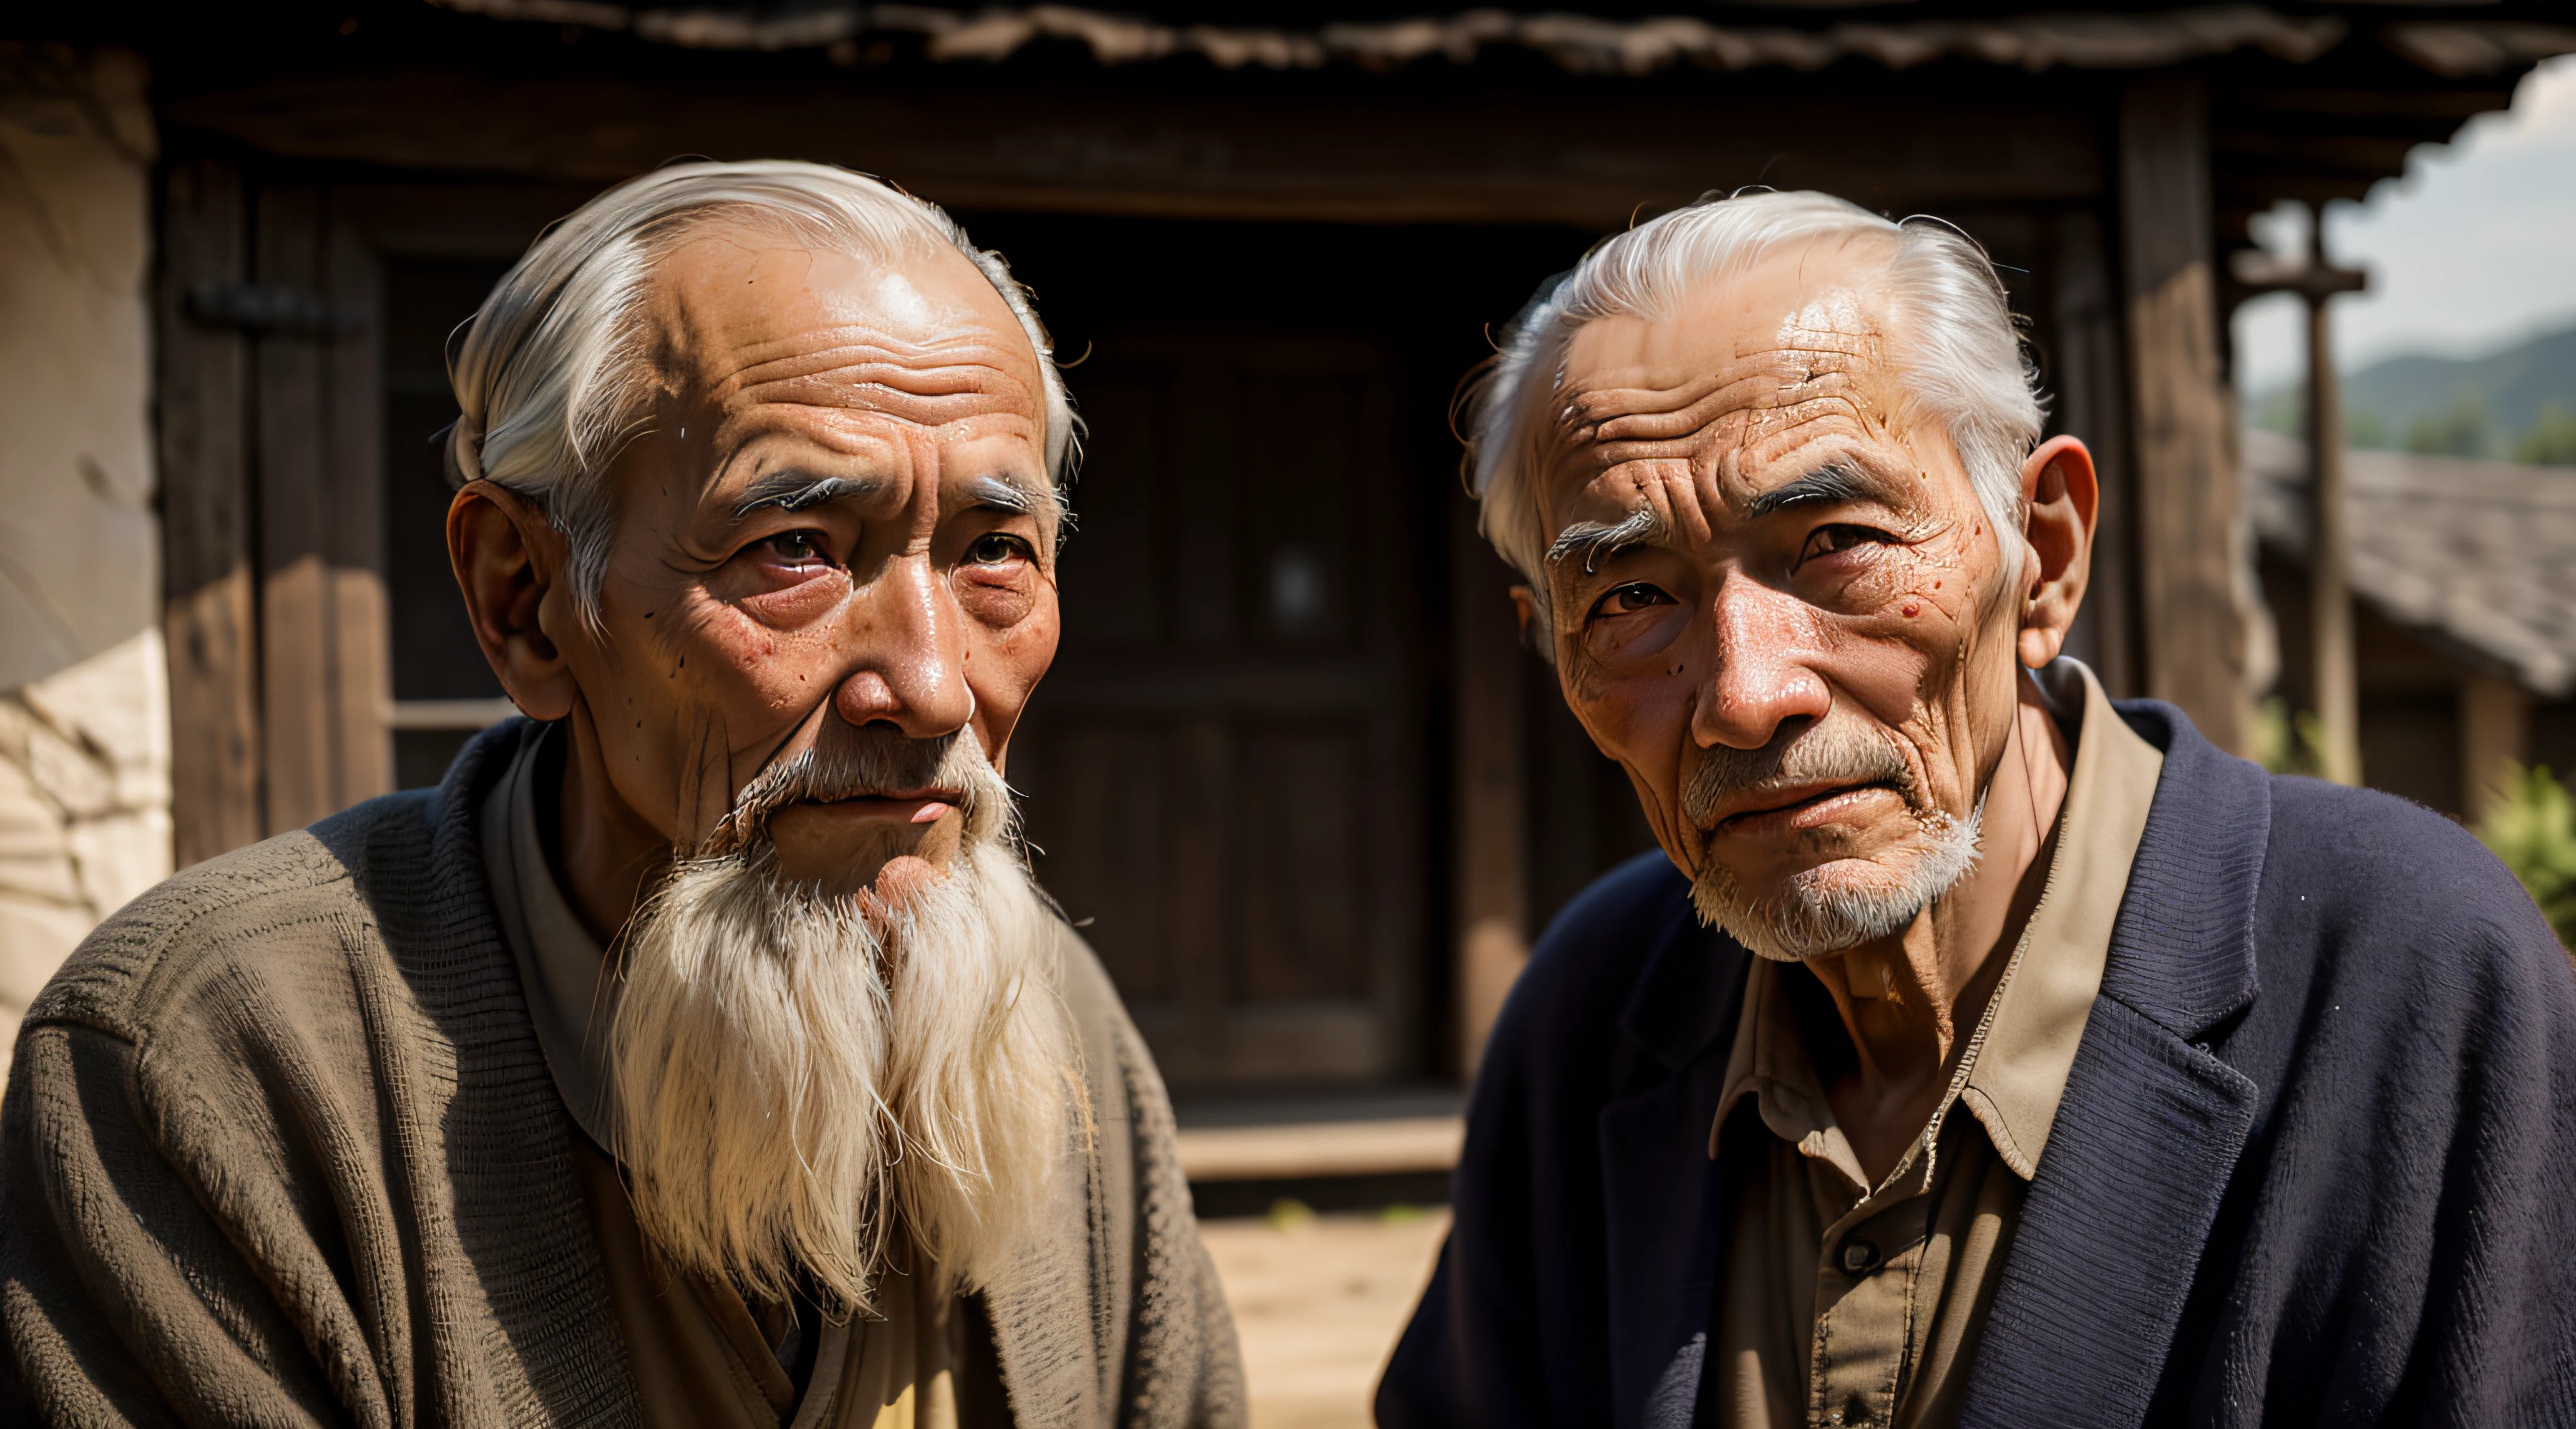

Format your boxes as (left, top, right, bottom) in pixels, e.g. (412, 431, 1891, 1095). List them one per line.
(562, 230, 1058, 899)
(1533, 237, 2031, 935)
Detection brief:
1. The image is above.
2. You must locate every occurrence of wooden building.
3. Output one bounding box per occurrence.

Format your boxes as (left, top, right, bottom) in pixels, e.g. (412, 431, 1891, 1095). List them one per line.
(35, 0, 2572, 1099)
(2250, 429, 2576, 824)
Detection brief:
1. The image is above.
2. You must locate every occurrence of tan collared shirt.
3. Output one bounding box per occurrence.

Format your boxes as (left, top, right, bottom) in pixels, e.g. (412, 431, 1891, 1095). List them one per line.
(479, 724, 994, 1429)
(1706, 660, 2163, 1429)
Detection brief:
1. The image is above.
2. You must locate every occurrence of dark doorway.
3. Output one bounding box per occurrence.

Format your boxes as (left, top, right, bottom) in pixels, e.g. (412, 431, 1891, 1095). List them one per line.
(968, 214, 1593, 1089)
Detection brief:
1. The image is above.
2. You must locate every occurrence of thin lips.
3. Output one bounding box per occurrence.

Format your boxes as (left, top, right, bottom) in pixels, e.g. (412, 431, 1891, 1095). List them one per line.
(1706, 779, 1893, 828)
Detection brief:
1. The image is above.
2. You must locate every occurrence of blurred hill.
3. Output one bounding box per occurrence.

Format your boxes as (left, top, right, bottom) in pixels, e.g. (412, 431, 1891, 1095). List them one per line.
(2251, 321, 2576, 464)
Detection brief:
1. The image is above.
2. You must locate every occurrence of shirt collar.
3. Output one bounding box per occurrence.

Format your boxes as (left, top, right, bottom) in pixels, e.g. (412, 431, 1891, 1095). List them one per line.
(478, 721, 621, 1150)
(1710, 659, 2165, 1183)
(1959, 658, 2162, 1176)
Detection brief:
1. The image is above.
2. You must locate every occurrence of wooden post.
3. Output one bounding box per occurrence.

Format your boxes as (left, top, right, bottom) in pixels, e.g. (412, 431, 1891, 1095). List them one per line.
(2461, 673, 2528, 827)
(254, 184, 336, 835)
(2306, 283, 2360, 786)
(1452, 497, 1529, 1079)
(2118, 75, 2255, 755)
(323, 201, 393, 805)
(157, 158, 265, 865)
(2048, 209, 2138, 697)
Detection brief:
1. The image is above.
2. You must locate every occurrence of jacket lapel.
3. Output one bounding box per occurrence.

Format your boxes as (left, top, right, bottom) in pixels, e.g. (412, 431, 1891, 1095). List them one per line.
(1962, 703, 2270, 1428)
(1597, 899, 1746, 1429)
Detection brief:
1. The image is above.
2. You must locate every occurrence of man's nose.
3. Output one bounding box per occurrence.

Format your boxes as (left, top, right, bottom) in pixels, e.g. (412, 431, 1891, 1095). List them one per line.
(1690, 572, 1833, 751)
(830, 553, 975, 737)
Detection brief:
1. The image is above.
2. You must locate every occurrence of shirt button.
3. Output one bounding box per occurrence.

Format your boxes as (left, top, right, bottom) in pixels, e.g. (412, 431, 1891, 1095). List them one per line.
(1839, 1238, 1882, 1275)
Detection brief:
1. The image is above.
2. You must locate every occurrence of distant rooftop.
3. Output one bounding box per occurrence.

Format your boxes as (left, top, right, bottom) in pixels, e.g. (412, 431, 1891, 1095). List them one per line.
(2247, 426, 2576, 696)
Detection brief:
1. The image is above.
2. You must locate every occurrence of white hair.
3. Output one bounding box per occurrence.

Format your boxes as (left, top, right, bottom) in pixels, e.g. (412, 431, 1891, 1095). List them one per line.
(447, 159, 1079, 633)
(1467, 190, 2043, 631)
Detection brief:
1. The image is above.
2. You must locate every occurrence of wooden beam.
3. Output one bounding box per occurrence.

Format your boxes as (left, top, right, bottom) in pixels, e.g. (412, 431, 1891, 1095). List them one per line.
(156, 158, 264, 866)
(158, 71, 2104, 227)
(2119, 75, 2255, 755)
(1450, 496, 1528, 1079)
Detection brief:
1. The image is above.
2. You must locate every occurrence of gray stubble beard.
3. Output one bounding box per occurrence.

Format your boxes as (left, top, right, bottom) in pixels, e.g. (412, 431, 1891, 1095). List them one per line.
(1680, 721, 1987, 963)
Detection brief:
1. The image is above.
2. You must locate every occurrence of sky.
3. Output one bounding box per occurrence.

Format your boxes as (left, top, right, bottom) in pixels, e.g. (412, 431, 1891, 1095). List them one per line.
(2233, 53, 2576, 395)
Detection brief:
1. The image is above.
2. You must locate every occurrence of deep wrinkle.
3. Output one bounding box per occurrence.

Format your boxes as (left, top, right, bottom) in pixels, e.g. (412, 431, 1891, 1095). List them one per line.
(452, 226, 1063, 936)
(1529, 235, 2096, 1185)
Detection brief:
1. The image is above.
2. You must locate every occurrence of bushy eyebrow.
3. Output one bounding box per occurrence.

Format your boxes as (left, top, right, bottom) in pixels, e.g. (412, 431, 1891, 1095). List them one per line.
(1546, 506, 1668, 575)
(964, 474, 1040, 514)
(731, 472, 886, 519)
(1745, 461, 1896, 519)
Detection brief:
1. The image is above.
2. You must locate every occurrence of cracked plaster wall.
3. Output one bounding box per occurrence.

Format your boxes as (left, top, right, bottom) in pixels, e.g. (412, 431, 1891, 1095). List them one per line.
(0, 47, 169, 1086)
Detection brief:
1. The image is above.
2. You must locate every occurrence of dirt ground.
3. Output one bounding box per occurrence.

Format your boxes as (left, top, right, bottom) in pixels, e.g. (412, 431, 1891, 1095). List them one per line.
(1196, 1206, 1452, 1429)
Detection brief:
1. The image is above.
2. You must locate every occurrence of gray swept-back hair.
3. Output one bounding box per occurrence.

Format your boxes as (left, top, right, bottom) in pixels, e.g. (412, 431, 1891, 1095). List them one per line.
(1467, 190, 2042, 631)
(447, 159, 1078, 632)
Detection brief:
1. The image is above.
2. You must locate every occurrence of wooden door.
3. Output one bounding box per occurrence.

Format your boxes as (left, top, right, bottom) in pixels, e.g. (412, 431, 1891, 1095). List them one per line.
(158, 163, 394, 860)
(159, 170, 590, 860)
(1011, 328, 1429, 1089)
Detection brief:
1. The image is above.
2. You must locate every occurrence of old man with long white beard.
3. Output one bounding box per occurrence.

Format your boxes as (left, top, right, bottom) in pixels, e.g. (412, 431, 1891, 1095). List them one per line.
(1, 161, 1243, 1428)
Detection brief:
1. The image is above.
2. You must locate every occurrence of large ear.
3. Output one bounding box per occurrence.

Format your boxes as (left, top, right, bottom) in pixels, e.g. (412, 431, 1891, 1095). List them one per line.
(448, 480, 579, 721)
(2016, 435, 2099, 669)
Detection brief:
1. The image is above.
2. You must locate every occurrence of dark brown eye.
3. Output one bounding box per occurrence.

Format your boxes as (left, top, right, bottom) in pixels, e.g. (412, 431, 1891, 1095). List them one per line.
(1592, 583, 1674, 618)
(765, 530, 827, 564)
(1799, 524, 1886, 565)
(968, 532, 1031, 565)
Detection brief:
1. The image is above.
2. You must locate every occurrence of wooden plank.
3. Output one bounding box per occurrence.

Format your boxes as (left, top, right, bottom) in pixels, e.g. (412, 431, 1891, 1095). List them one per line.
(2046, 208, 2139, 699)
(1450, 496, 1529, 1078)
(156, 158, 265, 867)
(1175, 1115, 1463, 1181)
(323, 201, 392, 805)
(253, 184, 336, 834)
(2119, 76, 2255, 756)
(160, 74, 2104, 227)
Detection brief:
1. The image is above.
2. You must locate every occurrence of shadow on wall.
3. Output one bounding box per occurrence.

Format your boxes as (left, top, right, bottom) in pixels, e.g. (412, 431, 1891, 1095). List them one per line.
(0, 45, 169, 1084)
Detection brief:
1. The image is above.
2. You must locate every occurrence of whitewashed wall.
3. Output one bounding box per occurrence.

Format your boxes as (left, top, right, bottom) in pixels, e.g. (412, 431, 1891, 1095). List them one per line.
(0, 48, 168, 1084)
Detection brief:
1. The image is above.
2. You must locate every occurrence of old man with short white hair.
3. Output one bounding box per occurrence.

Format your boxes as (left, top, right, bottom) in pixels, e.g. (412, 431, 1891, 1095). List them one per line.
(2, 161, 1243, 1428)
(1380, 190, 2576, 1426)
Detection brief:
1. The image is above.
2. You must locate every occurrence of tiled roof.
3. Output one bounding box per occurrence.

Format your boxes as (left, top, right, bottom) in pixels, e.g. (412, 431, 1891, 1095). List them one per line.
(2246, 427, 2576, 696)
(423, 1, 2572, 77)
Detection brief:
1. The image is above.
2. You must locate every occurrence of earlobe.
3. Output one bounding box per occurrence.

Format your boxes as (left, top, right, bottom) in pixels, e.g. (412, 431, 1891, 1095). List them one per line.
(448, 481, 580, 722)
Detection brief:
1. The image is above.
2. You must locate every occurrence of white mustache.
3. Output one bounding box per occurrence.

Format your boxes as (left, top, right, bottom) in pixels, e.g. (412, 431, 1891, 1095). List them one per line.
(704, 731, 1006, 857)
(1681, 719, 1918, 828)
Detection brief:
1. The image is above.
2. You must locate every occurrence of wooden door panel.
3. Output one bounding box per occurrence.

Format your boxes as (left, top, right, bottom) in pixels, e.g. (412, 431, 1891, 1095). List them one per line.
(1016, 326, 1425, 1089)
(1019, 720, 1177, 1003)
(1235, 723, 1369, 1003)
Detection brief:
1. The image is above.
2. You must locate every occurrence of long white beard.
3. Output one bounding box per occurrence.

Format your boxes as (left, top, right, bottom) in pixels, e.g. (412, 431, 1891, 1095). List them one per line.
(608, 745, 1072, 1315)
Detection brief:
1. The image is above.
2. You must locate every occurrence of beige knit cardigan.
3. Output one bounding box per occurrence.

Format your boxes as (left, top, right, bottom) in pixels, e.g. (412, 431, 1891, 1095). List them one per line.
(0, 724, 1244, 1428)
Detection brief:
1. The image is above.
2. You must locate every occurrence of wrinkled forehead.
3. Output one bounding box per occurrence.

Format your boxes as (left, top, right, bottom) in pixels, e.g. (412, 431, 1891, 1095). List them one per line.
(1537, 238, 1910, 516)
(645, 226, 1045, 414)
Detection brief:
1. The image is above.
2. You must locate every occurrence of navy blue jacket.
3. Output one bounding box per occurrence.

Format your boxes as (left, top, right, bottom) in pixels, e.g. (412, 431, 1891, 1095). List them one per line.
(1378, 702, 2576, 1427)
